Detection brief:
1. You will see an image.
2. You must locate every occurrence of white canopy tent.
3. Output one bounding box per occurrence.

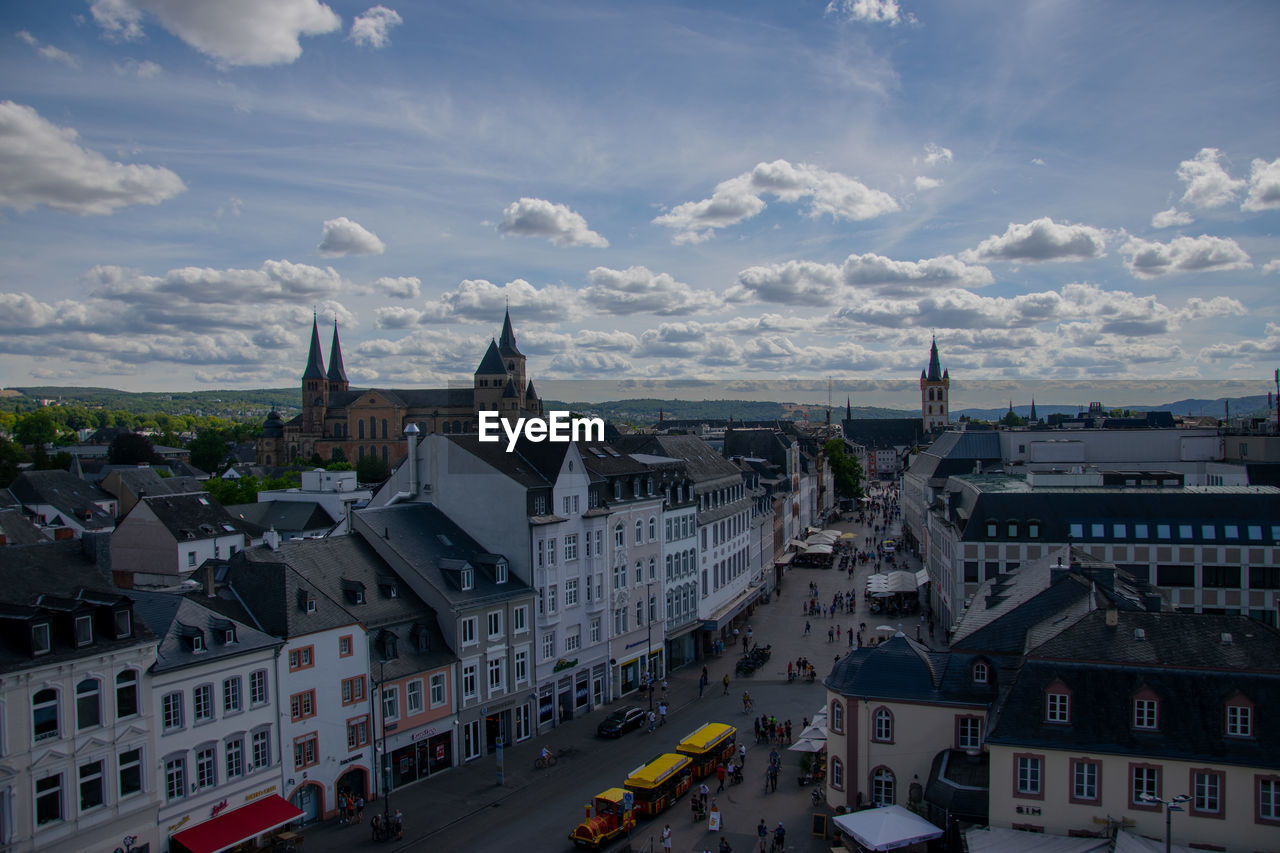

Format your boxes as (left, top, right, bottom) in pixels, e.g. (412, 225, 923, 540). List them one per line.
(832, 805, 943, 851)
(963, 826, 1111, 853)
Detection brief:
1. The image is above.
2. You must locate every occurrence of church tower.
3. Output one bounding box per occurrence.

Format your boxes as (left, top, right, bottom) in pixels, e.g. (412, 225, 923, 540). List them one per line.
(327, 320, 349, 397)
(301, 314, 328, 436)
(920, 336, 950, 432)
(497, 308, 527, 408)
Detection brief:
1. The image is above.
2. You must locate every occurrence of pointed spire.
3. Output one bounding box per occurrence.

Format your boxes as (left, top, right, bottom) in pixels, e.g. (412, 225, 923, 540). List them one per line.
(327, 319, 348, 384)
(525, 379, 537, 399)
(1030, 399, 1038, 421)
(846, 396, 852, 420)
(926, 336, 943, 381)
(475, 339, 506, 375)
(302, 313, 326, 380)
(498, 308, 523, 357)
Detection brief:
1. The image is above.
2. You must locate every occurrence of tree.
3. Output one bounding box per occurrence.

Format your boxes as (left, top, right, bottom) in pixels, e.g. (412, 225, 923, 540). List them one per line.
(108, 432, 159, 465)
(823, 438, 864, 501)
(999, 410, 1024, 428)
(15, 410, 58, 449)
(189, 430, 229, 474)
(356, 454, 390, 484)
(0, 436, 26, 487)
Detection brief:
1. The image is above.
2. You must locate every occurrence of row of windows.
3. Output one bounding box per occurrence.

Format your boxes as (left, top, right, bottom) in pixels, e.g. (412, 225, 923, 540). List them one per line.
(161, 671, 269, 732)
(666, 549, 697, 583)
(540, 622, 601, 662)
(1065, 521, 1280, 543)
(711, 548, 750, 592)
(32, 671, 140, 744)
(376, 673, 448, 720)
(165, 729, 273, 802)
(29, 609, 132, 656)
(1041, 684, 1254, 737)
(34, 746, 144, 826)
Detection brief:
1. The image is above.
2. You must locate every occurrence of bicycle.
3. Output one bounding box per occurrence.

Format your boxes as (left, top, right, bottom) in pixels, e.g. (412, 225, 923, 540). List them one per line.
(534, 751, 558, 769)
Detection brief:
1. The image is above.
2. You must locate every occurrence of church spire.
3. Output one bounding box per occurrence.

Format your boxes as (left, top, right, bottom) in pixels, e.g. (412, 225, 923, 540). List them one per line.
(927, 336, 943, 381)
(846, 396, 852, 420)
(327, 320, 348, 384)
(498, 307, 522, 357)
(1030, 399, 1038, 421)
(302, 313, 326, 380)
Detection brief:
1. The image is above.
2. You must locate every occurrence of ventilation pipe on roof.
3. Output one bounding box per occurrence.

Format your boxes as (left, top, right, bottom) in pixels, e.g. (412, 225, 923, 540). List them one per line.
(385, 423, 421, 507)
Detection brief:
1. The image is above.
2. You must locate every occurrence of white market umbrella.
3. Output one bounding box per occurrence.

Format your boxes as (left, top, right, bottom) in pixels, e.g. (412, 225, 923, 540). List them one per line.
(876, 624, 896, 632)
(788, 737, 826, 752)
(832, 805, 943, 851)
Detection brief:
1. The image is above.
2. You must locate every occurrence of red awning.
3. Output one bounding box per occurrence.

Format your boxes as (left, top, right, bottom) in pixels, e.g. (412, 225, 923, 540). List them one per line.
(171, 795, 303, 853)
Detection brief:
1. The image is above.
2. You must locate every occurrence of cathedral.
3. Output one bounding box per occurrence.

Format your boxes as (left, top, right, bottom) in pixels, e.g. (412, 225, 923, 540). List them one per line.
(257, 310, 542, 467)
(919, 336, 950, 431)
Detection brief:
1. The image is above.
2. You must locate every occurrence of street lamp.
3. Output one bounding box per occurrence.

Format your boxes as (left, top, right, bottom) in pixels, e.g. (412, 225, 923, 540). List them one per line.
(645, 580, 654, 713)
(1140, 793, 1190, 853)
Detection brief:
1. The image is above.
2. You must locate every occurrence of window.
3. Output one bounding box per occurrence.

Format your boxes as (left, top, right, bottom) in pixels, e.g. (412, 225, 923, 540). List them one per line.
(1191, 769, 1222, 817)
(872, 768, 895, 806)
(514, 650, 528, 684)
(407, 680, 424, 714)
(1133, 696, 1159, 730)
(830, 700, 844, 734)
(590, 617, 601, 644)
(1091, 523, 1104, 538)
(1134, 523, 1148, 538)
(162, 691, 184, 731)
(114, 609, 131, 638)
(614, 523, 624, 548)
(382, 686, 400, 721)
(250, 670, 268, 706)
(488, 657, 504, 692)
(79, 759, 104, 811)
(226, 737, 245, 779)
(430, 673, 447, 707)
(1156, 564, 1195, 586)
(32, 621, 51, 655)
(71, 615, 89, 644)
(119, 747, 142, 797)
(339, 635, 353, 657)
(463, 718, 481, 761)
(565, 534, 577, 561)
(548, 585, 558, 614)
(873, 707, 893, 743)
(1260, 776, 1280, 824)
(1046, 691, 1070, 724)
(1226, 702, 1253, 737)
(76, 678, 101, 730)
(495, 561, 508, 583)
(36, 772, 63, 824)
(290, 690, 316, 721)
(165, 756, 186, 801)
(1179, 524, 1193, 539)
(347, 716, 370, 750)
(565, 578, 579, 607)
(547, 539, 556, 566)
(252, 729, 271, 769)
(831, 757, 844, 791)
(1131, 763, 1161, 808)
(462, 663, 478, 699)
(1016, 754, 1043, 798)
(613, 564, 626, 591)
(565, 624, 581, 652)
(223, 677, 242, 714)
(1071, 759, 1100, 803)
(293, 734, 318, 769)
(635, 520, 643, 544)
(462, 617, 477, 645)
(193, 683, 214, 723)
(513, 606, 527, 633)
(487, 611, 502, 638)
(973, 662, 988, 684)
(32, 688, 60, 742)
(1203, 565, 1241, 588)
(649, 517, 657, 541)
(288, 646, 314, 671)
(957, 716, 982, 750)
(1027, 520, 1040, 538)
(196, 745, 216, 789)
(340, 671, 366, 701)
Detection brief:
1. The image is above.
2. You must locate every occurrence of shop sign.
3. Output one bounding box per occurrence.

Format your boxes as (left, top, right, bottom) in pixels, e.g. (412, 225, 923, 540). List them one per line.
(245, 784, 278, 803)
(435, 743, 446, 761)
(552, 657, 577, 672)
(211, 799, 229, 819)
(340, 752, 364, 765)
(168, 815, 191, 833)
(411, 728, 437, 741)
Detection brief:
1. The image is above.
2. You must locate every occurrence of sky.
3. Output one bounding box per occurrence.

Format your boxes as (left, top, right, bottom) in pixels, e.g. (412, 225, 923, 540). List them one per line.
(1, 0, 1278, 409)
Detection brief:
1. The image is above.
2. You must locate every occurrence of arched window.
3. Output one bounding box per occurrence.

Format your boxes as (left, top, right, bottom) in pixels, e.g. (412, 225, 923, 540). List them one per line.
(972, 661, 989, 684)
(872, 767, 896, 806)
(358, 446, 365, 459)
(442, 420, 451, 434)
(649, 517, 657, 541)
(33, 687, 59, 742)
(382, 445, 388, 463)
(634, 561, 642, 584)
(358, 420, 365, 439)
(666, 554, 673, 581)
(369, 416, 376, 437)
(830, 699, 844, 734)
(614, 523, 625, 548)
(831, 757, 845, 790)
(116, 670, 139, 719)
(381, 418, 388, 439)
(648, 557, 656, 580)
(873, 707, 894, 743)
(452, 420, 462, 433)
(76, 678, 101, 730)
(635, 520, 643, 545)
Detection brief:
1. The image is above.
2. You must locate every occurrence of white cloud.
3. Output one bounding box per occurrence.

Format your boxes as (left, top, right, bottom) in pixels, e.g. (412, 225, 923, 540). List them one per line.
(825, 0, 916, 26)
(1242, 156, 1280, 212)
(841, 253, 994, 293)
(89, 0, 341, 66)
(350, 6, 402, 49)
(1263, 259, 1280, 274)
(653, 159, 897, 244)
(497, 197, 608, 248)
(574, 330, 639, 353)
(729, 252, 992, 305)
(373, 276, 420, 300)
(317, 217, 386, 256)
(373, 306, 423, 329)
(965, 217, 1108, 263)
(0, 101, 186, 215)
(113, 58, 163, 77)
(582, 266, 721, 316)
(15, 31, 80, 68)
(1121, 235, 1251, 279)
(1151, 206, 1193, 229)
(1176, 147, 1245, 210)
(914, 176, 942, 191)
(922, 143, 952, 167)
(90, 259, 348, 305)
(1030, 158, 1045, 166)
(729, 260, 845, 306)
(1198, 322, 1280, 361)
(419, 278, 579, 325)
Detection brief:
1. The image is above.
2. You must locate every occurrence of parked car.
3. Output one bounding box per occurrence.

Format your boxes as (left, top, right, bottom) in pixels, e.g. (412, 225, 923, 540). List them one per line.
(596, 706, 646, 738)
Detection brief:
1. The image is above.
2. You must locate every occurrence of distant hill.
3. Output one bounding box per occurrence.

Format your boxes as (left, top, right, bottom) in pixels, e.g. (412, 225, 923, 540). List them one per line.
(546, 398, 910, 425)
(956, 395, 1273, 422)
(2, 386, 298, 420)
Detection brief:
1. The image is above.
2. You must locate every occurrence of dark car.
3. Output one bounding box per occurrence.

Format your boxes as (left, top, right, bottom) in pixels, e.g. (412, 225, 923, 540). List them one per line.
(596, 706, 646, 738)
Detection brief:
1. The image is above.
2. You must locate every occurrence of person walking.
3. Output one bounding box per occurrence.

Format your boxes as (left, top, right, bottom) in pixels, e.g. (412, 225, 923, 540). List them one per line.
(716, 762, 727, 792)
(757, 819, 769, 853)
(355, 795, 365, 824)
(739, 743, 747, 769)
(723, 673, 730, 695)
(804, 620, 810, 636)
(769, 763, 779, 792)
(659, 700, 667, 726)
(700, 782, 710, 807)
(648, 709, 656, 733)
(393, 809, 404, 841)
(663, 824, 673, 853)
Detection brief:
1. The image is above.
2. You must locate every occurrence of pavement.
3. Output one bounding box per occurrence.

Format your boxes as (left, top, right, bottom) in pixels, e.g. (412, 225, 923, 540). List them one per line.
(297, 485, 929, 853)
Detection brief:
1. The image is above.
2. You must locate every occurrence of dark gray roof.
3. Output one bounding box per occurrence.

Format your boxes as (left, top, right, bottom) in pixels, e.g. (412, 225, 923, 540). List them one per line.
(129, 590, 281, 673)
(0, 508, 48, 545)
(327, 321, 348, 383)
(723, 428, 792, 467)
(987, 613, 1280, 767)
(326, 387, 476, 410)
(841, 418, 926, 450)
(825, 635, 994, 707)
(104, 466, 204, 499)
(303, 316, 327, 380)
(225, 500, 336, 536)
(475, 339, 506, 375)
(8, 469, 116, 529)
(906, 429, 1003, 483)
(355, 503, 531, 611)
(924, 749, 988, 824)
(135, 493, 252, 541)
(231, 537, 369, 638)
(613, 434, 742, 485)
(442, 434, 562, 489)
(498, 309, 523, 358)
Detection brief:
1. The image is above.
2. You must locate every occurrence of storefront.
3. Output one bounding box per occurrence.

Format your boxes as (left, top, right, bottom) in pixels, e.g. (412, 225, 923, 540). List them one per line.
(170, 794, 304, 853)
(389, 729, 453, 787)
(612, 647, 665, 698)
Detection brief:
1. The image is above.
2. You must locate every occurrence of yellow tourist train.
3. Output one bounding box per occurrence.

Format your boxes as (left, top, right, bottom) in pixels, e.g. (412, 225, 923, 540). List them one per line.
(675, 722, 737, 779)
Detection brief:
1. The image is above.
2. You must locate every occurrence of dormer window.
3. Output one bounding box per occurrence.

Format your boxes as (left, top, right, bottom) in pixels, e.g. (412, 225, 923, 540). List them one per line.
(224, 628, 236, 644)
(1225, 694, 1254, 738)
(297, 589, 316, 613)
(495, 561, 509, 584)
(1027, 520, 1040, 538)
(113, 609, 132, 639)
(460, 568, 474, 591)
(192, 634, 205, 653)
(32, 621, 52, 656)
(380, 631, 398, 660)
(413, 624, 430, 652)
(74, 614, 93, 647)
(1045, 681, 1071, 724)
(985, 519, 998, 538)
(972, 662, 988, 684)
(1133, 689, 1160, 730)
(341, 579, 366, 605)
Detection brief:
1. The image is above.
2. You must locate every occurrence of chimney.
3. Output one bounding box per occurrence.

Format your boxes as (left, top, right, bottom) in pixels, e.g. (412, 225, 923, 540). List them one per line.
(264, 528, 280, 551)
(1105, 605, 1118, 627)
(405, 423, 420, 496)
(204, 562, 217, 598)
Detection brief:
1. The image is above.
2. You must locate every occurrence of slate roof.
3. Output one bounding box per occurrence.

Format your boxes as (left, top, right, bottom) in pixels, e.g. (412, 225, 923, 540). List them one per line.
(841, 418, 926, 450)
(325, 387, 476, 410)
(723, 428, 792, 467)
(498, 308, 523, 358)
(987, 613, 1280, 768)
(327, 321, 348, 383)
(7, 469, 116, 529)
(613, 434, 742, 485)
(129, 589, 281, 673)
(356, 502, 532, 611)
(226, 500, 337, 536)
(135, 493, 252, 541)
(303, 316, 327, 380)
(825, 635, 994, 707)
(475, 339, 506, 375)
(924, 749, 989, 824)
(0, 508, 48, 545)
(104, 466, 204, 499)
(230, 538, 366, 638)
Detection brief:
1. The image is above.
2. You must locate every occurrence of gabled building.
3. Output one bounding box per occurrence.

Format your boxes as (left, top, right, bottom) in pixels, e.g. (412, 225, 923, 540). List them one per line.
(0, 541, 159, 853)
(128, 591, 288, 853)
(112, 494, 254, 588)
(99, 466, 204, 517)
(6, 469, 117, 538)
